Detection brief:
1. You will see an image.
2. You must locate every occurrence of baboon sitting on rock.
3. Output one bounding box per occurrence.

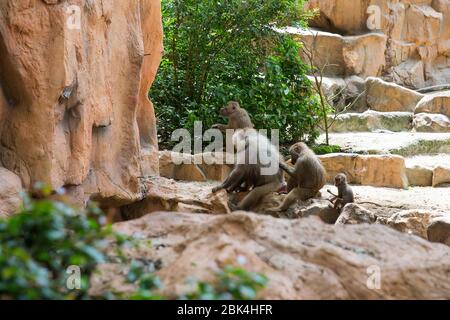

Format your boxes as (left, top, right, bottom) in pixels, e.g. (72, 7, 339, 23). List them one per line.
(270, 142, 326, 212)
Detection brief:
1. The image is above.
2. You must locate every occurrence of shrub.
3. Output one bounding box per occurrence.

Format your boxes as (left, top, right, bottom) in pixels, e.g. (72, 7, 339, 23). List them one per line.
(312, 144, 341, 155)
(151, 0, 321, 149)
(180, 266, 268, 300)
(0, 187, 269, 300)
(0, 188, 115, 300)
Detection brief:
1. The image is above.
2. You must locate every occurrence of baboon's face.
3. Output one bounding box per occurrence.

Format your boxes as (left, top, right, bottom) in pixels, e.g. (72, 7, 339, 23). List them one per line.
(289, 142, 306, 164)
(220, 102, 239, 116)
(335, 174, 346, 186)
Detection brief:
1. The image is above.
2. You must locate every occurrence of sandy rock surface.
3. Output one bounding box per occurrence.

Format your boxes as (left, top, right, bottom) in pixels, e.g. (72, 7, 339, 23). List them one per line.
(0, 0, 163, 207)
(305, 0, 450, 88)
(89, 211, 450, 299)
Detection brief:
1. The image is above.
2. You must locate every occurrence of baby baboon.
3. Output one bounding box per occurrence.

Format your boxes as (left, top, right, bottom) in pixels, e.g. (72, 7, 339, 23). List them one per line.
(327, 173, 354, 212)
(271, 142, 326, 212)
(212, 101, 254, 131)
(212, 129, 283, 211)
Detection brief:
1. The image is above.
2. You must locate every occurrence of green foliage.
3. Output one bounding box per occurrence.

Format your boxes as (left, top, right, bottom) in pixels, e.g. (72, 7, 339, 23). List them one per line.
(126, 259, 164, 300)
(181, 266, 268, 300)
(0, 188, 113, 300)
(0, 186, 269, 301)
(151, 0, 321, 149)
(312, 144, 341, 155)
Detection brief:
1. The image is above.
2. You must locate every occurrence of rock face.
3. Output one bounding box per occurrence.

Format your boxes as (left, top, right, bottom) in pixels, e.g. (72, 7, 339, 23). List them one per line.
(330, 110, 413, 132)
(385, 210, 450, 245)
(365, 77, 423, 112)
(432, 166, 450, 187)
(0, 0, 163, 207)
(305, 0, 450, 88)
(427, 217, 450, 245)
(335, 203, 378, 225)
(297, 29, 387, 78)
(97, 211, 450, 299)
(415, 91, 450, 118)
(319, 153, 409, 189)
(0, 167, 23, 217)
(159, 151, 232, 182)
(406, 165, 433, 187)
(412, 113, 450, 133)
(120, 177, 231, 220)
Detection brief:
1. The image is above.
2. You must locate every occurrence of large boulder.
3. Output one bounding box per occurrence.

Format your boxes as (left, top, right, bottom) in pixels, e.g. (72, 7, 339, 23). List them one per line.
(432, 166, 450, 187)
(319, 153, 409, 189)
(120, 177, 231, 220)
(415, 91, 450, 118)
(309, 76, 367, 112)
(388, 59, 426, 89)
(365, 77, 424, 112)
(0, 167, 23, 218)
(427, 217, 450, 245)
(412, 113, 450, 132)
(335, 203, 378, 225)
(297, 29, 387, 78)
(320, 132, 450, 156)
(0, 0, 163, 206)
(90, 211, 450, 299)
(300, 201, 341, 224)
(406, 165, 433, 187)
(386, 210, 450, 245)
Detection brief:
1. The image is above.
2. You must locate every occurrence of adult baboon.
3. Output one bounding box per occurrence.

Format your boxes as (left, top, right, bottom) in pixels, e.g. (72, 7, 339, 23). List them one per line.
(271, 142, 326, 211)
(212, 101, 253, 131)
(212, 129, 283, 211)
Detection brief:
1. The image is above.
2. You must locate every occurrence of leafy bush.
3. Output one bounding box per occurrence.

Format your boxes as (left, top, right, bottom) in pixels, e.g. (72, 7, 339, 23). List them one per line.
(126, 259, 164, 300)
(181, 266, 268, 300)
(0, 187, 269, 300)
(151, 0, 321, 149)
(312, 144, 341, 155)
(0, 188, 116, 300)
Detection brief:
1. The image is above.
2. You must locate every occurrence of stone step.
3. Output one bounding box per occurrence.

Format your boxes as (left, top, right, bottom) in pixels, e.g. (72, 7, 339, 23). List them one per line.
(319, 132, 450, 156)
(319, 153, 408, 189)
(329, 110, 450, 133)
(365, 77, 423, 112)
(413, 113, 450, 133)
(406, 154, 450, 169)
(319, 152, 450, 189)
(405, 154, 450, 187)
(416, 91, 450, 118)
(317, 76, 450, 124)
(329, 110, 413, 133)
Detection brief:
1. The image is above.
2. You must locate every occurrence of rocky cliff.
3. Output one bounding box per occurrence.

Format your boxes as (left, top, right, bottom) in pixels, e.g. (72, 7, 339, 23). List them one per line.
(305, 0, 450, 88)
(0, 0, 163, 210)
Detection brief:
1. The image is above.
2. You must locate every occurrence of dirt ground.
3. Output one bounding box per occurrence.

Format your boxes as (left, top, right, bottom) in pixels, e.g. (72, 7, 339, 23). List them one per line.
(322, 184, 450, 215)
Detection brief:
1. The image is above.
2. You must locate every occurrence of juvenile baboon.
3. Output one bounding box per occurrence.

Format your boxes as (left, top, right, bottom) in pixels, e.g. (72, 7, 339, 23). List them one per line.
(212, 129, 283, 211)
(212, 101, 254, 131)
(270, 142, 326, 212)
(327, 173, 354, 212)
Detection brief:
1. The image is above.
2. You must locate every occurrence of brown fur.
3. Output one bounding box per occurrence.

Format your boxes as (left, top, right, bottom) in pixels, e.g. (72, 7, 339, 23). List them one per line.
(271, 142, 326, 211)
(212, 101, 253, 131)
(327, 173, 354, 212)
(212, 130, 283, 211)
